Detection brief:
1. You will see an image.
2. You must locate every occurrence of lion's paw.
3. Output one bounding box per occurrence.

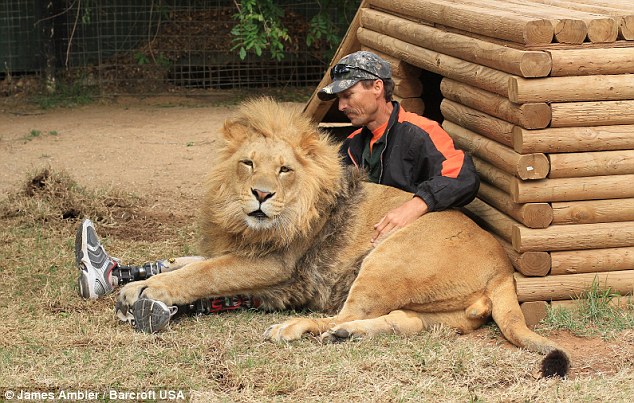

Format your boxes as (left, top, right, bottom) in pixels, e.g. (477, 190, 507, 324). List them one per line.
(319, 328, 352, 344)
(263, 318, 316, 342)
(320, 322, 369, 343)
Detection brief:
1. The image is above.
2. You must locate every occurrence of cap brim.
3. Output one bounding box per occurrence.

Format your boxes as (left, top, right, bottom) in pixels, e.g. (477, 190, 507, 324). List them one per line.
(317, 79, 360, 101)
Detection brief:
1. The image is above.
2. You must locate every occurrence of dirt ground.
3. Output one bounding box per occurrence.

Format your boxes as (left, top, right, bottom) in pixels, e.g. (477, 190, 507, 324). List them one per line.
(0, 96, 239, 204)
(1, 95, 632, 379)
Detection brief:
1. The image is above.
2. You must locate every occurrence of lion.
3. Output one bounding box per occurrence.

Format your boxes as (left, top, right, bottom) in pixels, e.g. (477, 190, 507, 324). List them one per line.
(116, 97, 570, 377)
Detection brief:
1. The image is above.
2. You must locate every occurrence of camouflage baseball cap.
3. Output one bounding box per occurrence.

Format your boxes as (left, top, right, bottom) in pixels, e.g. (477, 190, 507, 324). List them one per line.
(318, 51, 392, 101)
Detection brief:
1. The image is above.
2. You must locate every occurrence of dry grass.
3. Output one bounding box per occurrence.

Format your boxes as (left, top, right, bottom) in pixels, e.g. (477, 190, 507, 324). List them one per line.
(1, 170, 633, 402)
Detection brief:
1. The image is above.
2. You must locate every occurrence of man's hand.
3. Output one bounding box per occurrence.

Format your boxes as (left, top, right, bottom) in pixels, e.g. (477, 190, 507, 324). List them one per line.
(372, 196, 429, 244)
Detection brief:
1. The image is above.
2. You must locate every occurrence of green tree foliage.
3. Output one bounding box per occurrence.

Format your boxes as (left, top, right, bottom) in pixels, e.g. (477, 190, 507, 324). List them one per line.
(231, 0, 290, 61)
(231, 0, 360, 61)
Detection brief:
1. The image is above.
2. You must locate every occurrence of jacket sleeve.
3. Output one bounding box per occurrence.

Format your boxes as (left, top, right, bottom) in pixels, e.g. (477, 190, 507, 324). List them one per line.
(409, 125, 480, 212)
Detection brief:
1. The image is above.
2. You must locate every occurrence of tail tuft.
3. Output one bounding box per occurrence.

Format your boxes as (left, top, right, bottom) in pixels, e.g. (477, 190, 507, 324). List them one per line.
(540, 349, 570, 378)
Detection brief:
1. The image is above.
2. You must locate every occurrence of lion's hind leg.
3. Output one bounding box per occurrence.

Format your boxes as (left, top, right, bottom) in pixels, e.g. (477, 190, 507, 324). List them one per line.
(321, 309, 488, 342)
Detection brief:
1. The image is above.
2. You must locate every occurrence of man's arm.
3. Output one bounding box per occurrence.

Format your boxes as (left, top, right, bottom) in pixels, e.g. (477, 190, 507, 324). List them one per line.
(413, 152, 479, 212)
(371, 121, 479, 242)
(372, 196, 428, 244)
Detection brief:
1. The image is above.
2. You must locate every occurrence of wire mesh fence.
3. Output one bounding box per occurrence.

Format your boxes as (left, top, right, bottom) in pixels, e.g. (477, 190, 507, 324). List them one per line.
(1, 0, 356, 96)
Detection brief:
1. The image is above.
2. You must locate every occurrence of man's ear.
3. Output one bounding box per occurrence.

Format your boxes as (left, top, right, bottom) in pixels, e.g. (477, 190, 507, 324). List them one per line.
(373, 79, 385, 100)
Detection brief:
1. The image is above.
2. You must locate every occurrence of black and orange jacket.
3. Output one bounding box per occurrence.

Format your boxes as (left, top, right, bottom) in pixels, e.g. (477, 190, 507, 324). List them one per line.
(340, 101, 479, 212)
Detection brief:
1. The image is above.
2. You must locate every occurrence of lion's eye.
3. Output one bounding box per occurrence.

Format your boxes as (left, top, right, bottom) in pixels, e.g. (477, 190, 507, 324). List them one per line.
(279, 166, 292, 174)
(240, 159, 254, 168)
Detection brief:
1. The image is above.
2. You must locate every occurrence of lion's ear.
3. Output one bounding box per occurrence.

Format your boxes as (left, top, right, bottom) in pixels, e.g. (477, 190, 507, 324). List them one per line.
(298, 131, 324, 159)
(222, 118, 249, 146)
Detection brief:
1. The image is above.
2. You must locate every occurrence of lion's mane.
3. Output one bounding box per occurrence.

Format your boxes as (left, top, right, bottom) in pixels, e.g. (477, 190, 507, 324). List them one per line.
(199, 97, 349, 259)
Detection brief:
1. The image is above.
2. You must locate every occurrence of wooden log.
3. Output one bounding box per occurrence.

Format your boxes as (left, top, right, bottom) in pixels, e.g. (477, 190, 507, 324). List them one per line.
(548, 150, 634, 178)
(525, 0, 634, 40)
(367, 0, 554, 45)
(440, 79, 551, 129)
(583, 16, 619, 43)
(393, 76, 423, 98)
(512, 125, 634, 154)
(478, 182, 552, 229)
(551, 247, 634, 275)
(458, 0, 588, 44)
(463, 197, 517, 242)
(522, 296, 634, 327)
(473, 157, 515, 195)
(549, 47, 634, 76)
(357, 28, 511, 97)
(568, 0, 634, 15)
(511, 174, 634, 203)
(508, 74, 634, 103)
(492, 234, 551, 276)
(394, 96, 425, 116)
(551, 296, 634, 310)
(512, 221, 634, 252)
(551, 100, 634, 127)
(360, 47, 422, 78)
(360, 8, 551, 78)
(454, 0, 587, 43)
(520, 301, 549, 328)
(443, 120, 550, 180)
(515, 270, 634, 302)
(303, 1, 367, 123)
(440, 99, 514, 147)
(505, 0, 619, 43)
(552, 198, 634, 225)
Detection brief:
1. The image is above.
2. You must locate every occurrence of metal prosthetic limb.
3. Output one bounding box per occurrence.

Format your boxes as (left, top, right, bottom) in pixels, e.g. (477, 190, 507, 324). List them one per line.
(111, 256, 206, 285)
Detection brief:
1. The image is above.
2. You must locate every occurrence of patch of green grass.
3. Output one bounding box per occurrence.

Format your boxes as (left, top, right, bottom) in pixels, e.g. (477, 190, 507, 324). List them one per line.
(22, 129, 59, 143)
(34, 82, 98, 109)
(26, 129, 41, 140)
(542, 278, 634, 338)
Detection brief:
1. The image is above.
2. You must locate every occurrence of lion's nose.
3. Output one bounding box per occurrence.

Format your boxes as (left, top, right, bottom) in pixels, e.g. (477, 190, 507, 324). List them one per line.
(252, 188, 275, 203)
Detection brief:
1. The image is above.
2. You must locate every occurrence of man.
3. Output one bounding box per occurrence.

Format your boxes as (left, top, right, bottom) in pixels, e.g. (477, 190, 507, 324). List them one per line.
(318, 51, 479, 242)
(76, 51, 479, 332)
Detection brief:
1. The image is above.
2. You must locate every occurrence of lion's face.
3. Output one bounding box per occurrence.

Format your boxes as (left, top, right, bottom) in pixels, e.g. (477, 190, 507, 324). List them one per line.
(235, 137, 301, 231)
(202, 97, 343, 249)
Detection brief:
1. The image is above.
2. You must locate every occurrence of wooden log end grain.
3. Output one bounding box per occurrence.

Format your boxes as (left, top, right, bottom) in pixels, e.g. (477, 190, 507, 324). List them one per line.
(517, 153, 550, 180)
(520, 301, 549, 328)
(620, 15, 634, 40)
(519, 51, 552, 78)
(525, 19, 556, 45)
(521, 203, 553, 229)
(586, 17, 619, 43)
(518, 103, 552, 130)
(552, 18, 587, 45)
(517, 251, 552, 277)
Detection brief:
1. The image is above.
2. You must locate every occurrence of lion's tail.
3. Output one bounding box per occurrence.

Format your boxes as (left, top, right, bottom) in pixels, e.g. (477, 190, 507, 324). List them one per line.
(487, 275, 570, 378)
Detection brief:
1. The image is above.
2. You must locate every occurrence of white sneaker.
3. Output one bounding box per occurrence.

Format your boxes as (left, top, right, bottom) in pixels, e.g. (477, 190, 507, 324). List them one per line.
(75, 219, 117, 299)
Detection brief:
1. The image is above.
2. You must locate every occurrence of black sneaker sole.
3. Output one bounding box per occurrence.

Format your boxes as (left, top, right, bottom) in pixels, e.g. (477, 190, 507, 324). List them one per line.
(132, 298, 176, 334)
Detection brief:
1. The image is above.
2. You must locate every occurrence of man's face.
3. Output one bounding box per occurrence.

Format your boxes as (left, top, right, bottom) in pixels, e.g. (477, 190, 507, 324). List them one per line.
(336, 80, 383, 127)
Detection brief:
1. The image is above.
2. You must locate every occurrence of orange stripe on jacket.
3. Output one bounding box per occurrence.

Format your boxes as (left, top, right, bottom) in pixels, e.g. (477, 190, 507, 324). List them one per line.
(398, 109, 465, 179)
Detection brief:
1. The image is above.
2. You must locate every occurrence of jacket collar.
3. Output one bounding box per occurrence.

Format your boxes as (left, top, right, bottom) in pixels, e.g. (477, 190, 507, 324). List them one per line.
(360, 101, 400, 139)
(346, 101, 401, 170)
